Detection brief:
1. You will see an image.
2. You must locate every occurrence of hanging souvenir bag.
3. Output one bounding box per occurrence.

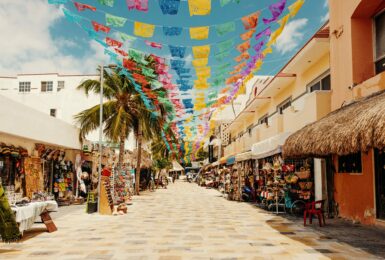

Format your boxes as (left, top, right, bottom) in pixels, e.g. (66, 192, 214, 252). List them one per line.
(295, 167, 311, 179)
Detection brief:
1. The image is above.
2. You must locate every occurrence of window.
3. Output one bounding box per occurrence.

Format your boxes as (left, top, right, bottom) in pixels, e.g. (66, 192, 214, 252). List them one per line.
(57, 81, 65, 92)
(19, 82, 31, 93)
(259, 114, 268, 126)
(308, 73, 331, 92)
(277, 98, 292, 114)
(41, 81, 53, 92)
(247, 125, 253, 136)
(375, 11, 385, 74)
(50, 109, 56, 117)
(338, 152, 362, 173)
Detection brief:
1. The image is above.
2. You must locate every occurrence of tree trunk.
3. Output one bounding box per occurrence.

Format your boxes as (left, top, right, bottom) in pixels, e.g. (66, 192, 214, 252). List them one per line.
(135, 125, 142, 195)
(118, 124, 126, 175)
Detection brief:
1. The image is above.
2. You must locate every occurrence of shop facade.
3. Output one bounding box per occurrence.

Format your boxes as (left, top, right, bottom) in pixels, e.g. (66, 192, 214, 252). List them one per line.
(281, 0, 385, 225)
(218, 24, 331, 214)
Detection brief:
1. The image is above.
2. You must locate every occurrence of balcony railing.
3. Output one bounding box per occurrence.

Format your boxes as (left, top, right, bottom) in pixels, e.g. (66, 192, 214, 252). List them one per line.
(222, 91, 332, 156)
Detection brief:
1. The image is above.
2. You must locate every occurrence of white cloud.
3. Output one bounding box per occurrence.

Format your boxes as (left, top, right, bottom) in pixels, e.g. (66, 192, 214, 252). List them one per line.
(321, 0, 329, 23)
(321, 11, 329, 23)
(0, 0, 108, 76)
(323, 0, 329, 8)
(274, 18, 309, 55)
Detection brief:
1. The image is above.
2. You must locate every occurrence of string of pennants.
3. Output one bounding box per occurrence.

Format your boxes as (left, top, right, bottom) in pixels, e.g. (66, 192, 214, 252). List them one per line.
(48, 0, 305, 163)
(50, 0, 255, 16)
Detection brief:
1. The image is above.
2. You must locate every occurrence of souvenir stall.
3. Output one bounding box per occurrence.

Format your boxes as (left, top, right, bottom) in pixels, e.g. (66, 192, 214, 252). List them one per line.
(0, 143, 60, 237)
(0, 144, 29, 195)
(113, 166, 133, 204)
(235, 151, 256, 202)
(251, 133, 314, 214)
(226, 156, 241, 201)
(34, 144, 76, 205)
(255, 154, 314, 214)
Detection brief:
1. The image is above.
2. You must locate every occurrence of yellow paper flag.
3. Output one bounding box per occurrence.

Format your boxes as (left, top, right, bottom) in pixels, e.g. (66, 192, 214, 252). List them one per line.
(192, 45, 210, 59)
(190, 26, 209, 40)
(288, 0, 305, 17)
(134, 21, 155, 38)
(192, 58, 209, 67)
(188, 0, 211, 16)
(267, 14, 289, 46)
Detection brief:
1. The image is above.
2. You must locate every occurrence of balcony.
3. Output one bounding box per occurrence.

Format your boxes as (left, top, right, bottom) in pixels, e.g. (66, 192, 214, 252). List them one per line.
(224, 142, 235, 157)
(283, 90, 331, 133)
(223, 91, 332, 156)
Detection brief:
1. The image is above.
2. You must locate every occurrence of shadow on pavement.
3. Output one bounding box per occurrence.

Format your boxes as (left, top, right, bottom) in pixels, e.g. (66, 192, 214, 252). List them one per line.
(266, 213, 385, 258)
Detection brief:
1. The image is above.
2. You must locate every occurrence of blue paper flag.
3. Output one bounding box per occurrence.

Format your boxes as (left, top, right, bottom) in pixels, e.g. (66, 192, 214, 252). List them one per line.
(159, 0, 181, 15)
(169, 46, 187, 58)
(163, 27, 183, 36)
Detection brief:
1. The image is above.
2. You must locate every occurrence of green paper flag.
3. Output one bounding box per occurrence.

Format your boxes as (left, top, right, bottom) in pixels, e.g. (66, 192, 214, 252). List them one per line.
(106, 13, 127, 27)
(220, 0, 231, 7)
(152, 81, 163, 89)
(120, 33, 136, 42)
(128, 49, 143, 62)
(217, 39, 234, 53)
(142, 67, 156, 78)
(214, 51, 230, 62)
(98, 0, 114, 7)
(218, 62, 231, 70)
(216, 22, 235, 36)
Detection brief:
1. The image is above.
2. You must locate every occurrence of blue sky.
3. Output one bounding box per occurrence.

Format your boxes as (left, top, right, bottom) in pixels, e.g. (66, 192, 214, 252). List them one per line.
(0, 0, 328, 76)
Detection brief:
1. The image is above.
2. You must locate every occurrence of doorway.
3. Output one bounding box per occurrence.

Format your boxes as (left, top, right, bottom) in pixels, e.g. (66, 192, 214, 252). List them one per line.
(375, 149, 385, 220)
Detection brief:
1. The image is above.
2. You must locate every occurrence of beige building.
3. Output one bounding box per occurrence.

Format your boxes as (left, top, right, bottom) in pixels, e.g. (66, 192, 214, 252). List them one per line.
(223, 25, 330, 159)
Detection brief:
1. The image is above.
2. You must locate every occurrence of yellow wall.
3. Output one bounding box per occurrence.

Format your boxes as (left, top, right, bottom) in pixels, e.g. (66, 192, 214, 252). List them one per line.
(329, 0, 385, 109)
(329, 0, 385, 225)
(224, 49, 331, 156)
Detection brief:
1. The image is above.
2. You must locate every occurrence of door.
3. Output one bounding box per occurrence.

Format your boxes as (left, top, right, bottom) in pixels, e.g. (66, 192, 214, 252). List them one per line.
(375, 149, 385, 220)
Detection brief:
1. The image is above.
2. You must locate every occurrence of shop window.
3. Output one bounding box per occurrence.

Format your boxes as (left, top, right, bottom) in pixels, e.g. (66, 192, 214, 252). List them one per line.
(308, 74, 331, 92)
(19, 81, 31, 93)
(259, 114, 268, 126)
(57, 81, 65, 92)
(375, 11, 385, 74)
(50, 109, 56, 117)
(338, 152, 362, 173)
(41, 81, 53, 92)
(277, 98, 292, 114)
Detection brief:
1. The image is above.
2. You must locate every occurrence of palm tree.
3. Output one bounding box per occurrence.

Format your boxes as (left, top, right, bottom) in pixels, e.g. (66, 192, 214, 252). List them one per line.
(75, 60, 173, 195)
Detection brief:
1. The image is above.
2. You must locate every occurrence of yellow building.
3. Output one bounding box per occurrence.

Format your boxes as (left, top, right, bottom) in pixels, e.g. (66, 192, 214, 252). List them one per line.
(223, 25, 331, 159)
(283, 0, 385, 225)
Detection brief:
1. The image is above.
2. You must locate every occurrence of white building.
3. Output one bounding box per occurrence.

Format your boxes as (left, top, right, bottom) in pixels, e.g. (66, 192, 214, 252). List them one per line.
(0, 73, 99, 125)
(0, 73, 136, 149)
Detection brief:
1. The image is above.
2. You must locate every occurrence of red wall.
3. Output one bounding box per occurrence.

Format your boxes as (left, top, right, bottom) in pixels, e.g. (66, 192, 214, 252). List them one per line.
(333, 150, 375, 225)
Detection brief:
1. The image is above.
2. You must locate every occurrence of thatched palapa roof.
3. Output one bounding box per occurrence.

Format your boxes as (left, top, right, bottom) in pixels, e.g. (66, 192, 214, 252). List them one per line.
(283, 90, 385, 158)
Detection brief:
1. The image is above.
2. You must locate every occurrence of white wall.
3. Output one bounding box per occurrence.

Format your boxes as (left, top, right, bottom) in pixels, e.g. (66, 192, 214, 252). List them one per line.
(0, 73, 100, 140)
(0, 95, 81, 150)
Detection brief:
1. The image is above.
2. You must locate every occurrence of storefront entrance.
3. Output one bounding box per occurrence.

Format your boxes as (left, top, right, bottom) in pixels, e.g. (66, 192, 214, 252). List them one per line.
(375, 149, 385, 220)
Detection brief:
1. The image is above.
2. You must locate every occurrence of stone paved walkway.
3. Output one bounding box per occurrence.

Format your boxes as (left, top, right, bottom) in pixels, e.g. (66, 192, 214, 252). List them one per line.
(0, 180, 382, 259)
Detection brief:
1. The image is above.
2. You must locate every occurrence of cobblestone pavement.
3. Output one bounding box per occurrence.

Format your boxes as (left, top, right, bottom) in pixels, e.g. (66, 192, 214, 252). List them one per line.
(0, 181, 382, 260)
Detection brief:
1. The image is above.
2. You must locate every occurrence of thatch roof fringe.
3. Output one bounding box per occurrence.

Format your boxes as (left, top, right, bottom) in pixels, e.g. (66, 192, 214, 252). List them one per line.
(283, 90, 385, 158)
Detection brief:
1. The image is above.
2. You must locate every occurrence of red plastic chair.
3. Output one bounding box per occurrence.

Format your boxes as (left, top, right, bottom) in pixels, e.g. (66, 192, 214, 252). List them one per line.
(304, 200, 326, 227)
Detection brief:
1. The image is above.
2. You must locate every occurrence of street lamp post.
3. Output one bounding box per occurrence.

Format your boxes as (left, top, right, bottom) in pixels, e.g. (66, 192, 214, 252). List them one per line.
(97, 64, 117, 214)
(97, 64, 104, 214)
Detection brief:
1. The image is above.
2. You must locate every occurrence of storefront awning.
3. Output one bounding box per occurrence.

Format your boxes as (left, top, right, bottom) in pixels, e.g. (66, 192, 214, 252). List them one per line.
(219, 156, 227, 164)
(251, 132, 292, 159)
(226, 156, 236, 165)
(283, 90, 385, 158)
(212, 161, 219, 167)
(235, 151, 254, 162)
(171, 160, 184, 171)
